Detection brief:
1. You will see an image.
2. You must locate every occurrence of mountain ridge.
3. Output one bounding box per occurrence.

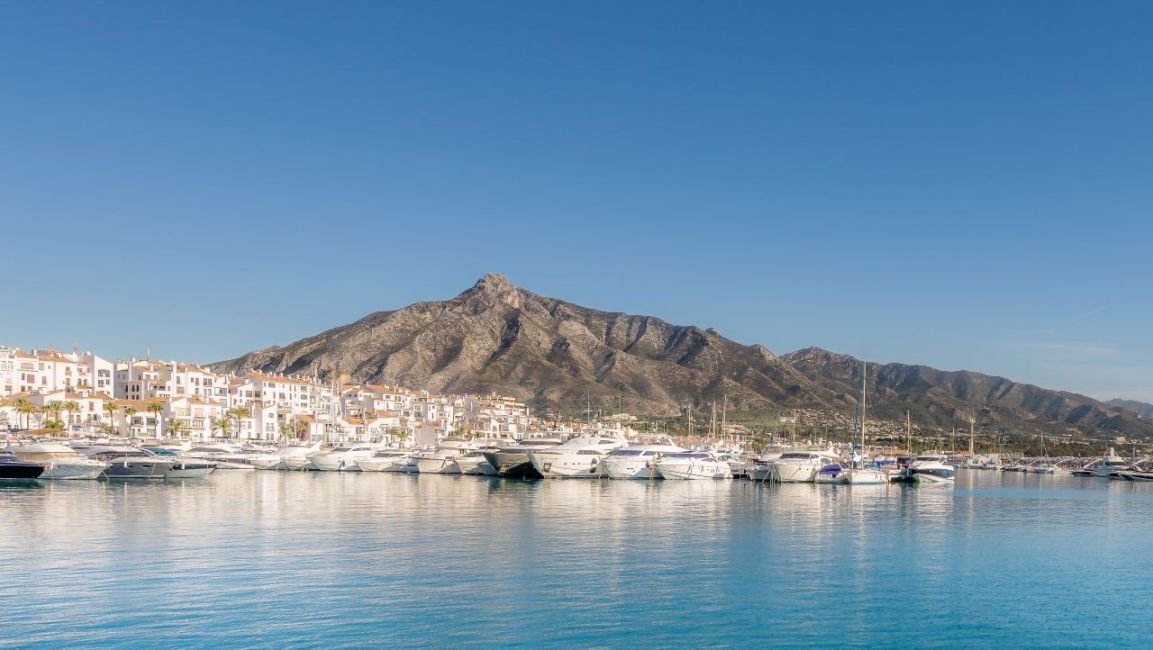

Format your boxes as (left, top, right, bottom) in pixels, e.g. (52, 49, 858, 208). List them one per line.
(211, 274, 1153, 437)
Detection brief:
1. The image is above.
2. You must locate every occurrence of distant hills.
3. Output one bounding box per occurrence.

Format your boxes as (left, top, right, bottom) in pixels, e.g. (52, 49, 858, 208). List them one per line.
(1107, 399, 1153, 420)
(212, 274, 1153, 438)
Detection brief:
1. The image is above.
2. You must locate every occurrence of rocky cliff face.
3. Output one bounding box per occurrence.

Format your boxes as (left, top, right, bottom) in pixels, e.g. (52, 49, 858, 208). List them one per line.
(212, 274, 1151, 436)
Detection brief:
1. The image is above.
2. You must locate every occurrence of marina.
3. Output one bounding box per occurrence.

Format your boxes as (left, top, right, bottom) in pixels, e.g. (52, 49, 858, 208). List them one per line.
(3, 467, 1153, 648)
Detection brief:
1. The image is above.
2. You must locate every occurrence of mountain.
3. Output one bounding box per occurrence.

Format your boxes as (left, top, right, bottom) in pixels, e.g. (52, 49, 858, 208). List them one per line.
(783, 347, 1152, 436)
(211, 274, 1153, 437)
(1107, 399, 1153, 420)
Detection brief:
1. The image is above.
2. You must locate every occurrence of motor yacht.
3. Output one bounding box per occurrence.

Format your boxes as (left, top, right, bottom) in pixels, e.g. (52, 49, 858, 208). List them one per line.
(602, 443, 687, 480)
(0, 454, 46, 480)
(748, 452, 783, 481)
(769, 450, 842, 483)
(184, 444, 259, 470)
(481, 437, 564, 478)
(453, 450, 496, 475)
(309, 444, 380, 471)
(412, 438, 478, 475)
(813, 462, 849, 484)
(164, 457, 218, 478)
(1091, 448, 1131, 478)
(528, 434, 628, 478)
(84, 446, 177, 479)
(909, 455, 956, 485)
(356, 449, 417, 473)
(653, 451, 732, 480)
(2, 443, 107, 480)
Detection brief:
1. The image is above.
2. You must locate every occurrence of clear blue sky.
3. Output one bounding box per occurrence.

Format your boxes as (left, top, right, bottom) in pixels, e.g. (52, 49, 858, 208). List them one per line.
(3, 1, 1151, 402)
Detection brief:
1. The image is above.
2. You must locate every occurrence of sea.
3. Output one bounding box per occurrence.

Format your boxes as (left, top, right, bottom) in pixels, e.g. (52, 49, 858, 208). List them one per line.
(3, 470, 1152, 648)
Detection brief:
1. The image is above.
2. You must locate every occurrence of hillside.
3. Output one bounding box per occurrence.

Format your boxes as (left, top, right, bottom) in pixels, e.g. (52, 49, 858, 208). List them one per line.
(211, 274, 1153, 437)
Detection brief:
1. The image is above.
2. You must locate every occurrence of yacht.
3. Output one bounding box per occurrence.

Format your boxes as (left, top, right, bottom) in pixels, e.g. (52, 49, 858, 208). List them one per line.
(653, 451, 732, 480)
(264, 443, 322, 470)
(528, 434, 628, 478)
(184, 444, 259, 470)
(0, 454, 46, 480)
(1091, 448, 1131, 478)
(748, 452, 783, 482)
(908, 455, 956, 485)
(2, 443, 107, 480)
(412, 438, 478, 475)
(454, 450, 496, 476)
(356, 449, 417, 473)
(813, 461, 849, 484)
(602, 442, 687, 480)
(84, 447, 177, 479)
(845, 465, 888, 485)
(769, 450, 842, 483)
(309, 444, 380, 471)
(163, 457, 219, 478)
(481, 437, 564, 478)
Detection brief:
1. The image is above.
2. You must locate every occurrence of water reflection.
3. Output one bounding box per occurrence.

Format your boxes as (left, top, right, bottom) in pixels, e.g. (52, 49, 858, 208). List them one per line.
(4, 471, 1153, 648)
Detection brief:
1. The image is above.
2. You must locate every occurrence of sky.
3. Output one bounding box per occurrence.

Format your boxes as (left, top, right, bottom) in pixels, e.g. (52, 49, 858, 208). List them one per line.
(2, 1, 1151, 401)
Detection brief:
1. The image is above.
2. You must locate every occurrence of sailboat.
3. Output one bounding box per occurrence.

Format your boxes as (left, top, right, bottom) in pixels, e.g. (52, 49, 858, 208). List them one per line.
(846, 362, 886, 485)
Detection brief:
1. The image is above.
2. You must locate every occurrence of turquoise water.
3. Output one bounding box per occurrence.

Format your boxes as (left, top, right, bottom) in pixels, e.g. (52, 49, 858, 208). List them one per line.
(3, 471, 1152, 648)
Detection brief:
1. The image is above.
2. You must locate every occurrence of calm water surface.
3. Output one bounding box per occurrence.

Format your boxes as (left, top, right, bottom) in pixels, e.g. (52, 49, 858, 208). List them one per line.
(3, 471, 1152, 648)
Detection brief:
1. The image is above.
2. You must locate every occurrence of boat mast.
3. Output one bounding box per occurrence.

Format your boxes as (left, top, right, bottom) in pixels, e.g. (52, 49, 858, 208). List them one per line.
(722, 395, 728, 446)
(969, 413, 975, 456)
(860, 362, 867, 466)
(906, 410, 912, 454)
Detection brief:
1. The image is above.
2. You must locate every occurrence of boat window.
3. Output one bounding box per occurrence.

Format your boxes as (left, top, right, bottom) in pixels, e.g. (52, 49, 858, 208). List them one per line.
(779, 453, 814, 460)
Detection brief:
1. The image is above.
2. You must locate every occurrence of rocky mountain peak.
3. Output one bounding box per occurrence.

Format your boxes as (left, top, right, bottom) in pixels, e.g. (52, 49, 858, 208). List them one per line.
(459, 273, 523, 310)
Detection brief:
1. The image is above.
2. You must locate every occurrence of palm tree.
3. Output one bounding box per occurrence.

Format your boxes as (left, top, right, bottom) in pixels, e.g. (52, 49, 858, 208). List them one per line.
(44, 401, 64, 430)
(146, 402, 164, 439)
(167, 419, 185, 438)
(14, 399, 36, 431)
(228, 407, 251, 439)
(62, 400, 79, 435)
(211, 417, 230, 439)
(103, 402, 121, 435)
(123, 407, 138, 438)
(389, 427, 410, 447)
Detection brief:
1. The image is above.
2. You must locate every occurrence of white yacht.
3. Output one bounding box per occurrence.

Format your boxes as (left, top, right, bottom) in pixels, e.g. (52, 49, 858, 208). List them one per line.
(2, 443, 107, 480)
(528, 434, 628, 478)
(909, 455, 956, 485)
(1093, 448, 1131, 478)
(653, 451, 732, 480)
(184, 444, 259, 470)
(602, 442, 687, 480)
(309, 444, 380, 471)
(270, 443, 322, 470)
(412, 438, 478, 475)
(454, 450, 496, 475)
(769, 450, 842, 483)
(356, 449, 417, 473)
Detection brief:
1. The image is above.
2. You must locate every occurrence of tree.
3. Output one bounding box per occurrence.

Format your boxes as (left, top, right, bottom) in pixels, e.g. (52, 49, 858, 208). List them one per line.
(103, 402, 121, 435)
(62, 401, 79, 435)
(211, 417, 231, 439)
(123, 407, 138, 438)
(14, 399, 37, 430)
(167, 419, 185, 438)
(146, 402, 164, 439)
(228, 407, 251, 439)
(44, 401, 65, 430)
(389, 427, 410, 447)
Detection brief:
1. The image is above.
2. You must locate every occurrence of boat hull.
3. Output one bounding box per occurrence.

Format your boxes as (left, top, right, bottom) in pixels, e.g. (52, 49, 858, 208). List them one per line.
(530, 453, 604, 478)
(40, 460, 108, 480)
(602, 459, 657, 480)
(104, 460, 174, 479)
